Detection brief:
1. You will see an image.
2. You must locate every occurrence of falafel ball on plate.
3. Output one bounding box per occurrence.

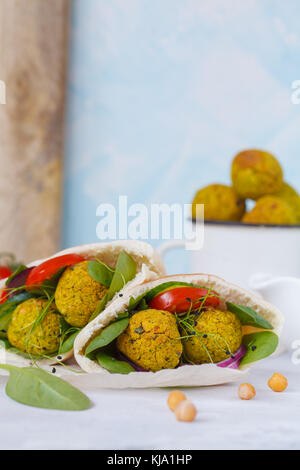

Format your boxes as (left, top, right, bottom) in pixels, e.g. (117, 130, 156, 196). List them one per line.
(231, 149, 283, 200)
(55, 260, 108, 327)
(183, 308, 242, 364)
(242, 195, 297, 225)
(191, 184, 245, 222)
(273, 182, 300, 223)
(7, 298, 60, 356)
(116, 309, 183, 372)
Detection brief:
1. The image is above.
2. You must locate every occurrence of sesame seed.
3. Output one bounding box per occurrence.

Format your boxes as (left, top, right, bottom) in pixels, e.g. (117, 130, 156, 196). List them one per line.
(57, 355, 62, 360)
(251, 346, 257, 351)
(52, 368, 56, 374)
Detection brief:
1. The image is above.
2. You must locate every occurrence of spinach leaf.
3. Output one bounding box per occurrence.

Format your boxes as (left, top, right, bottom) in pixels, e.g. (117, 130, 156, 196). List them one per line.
(128, 293, 147, 312)
(88, 252, 136, 322)
(0, 364, 90, 410)
(0, 312, 13, 337)
(108, 252, 136, 298)
(240, 332, 278, 366)
(85, 318, 129, 356)
(0, 292, 34, 319)
(0, 338, 11, 349)
(59, 330, 80, 355)
(88, 292, 110, 322)
(96, 349, 135, 374)
(226, 302, 273, 329)
(87, 260, 114, 288)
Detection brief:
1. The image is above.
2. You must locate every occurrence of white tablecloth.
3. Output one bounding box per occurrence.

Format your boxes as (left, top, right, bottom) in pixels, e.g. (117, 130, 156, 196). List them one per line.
(0, 352, 299, 450)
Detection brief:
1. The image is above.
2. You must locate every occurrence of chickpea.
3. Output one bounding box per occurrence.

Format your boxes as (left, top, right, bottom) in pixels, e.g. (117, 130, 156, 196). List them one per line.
(268, 373, 288, 392)
(174, 400, 197, 422)
(238, 383, 256, 400)
(167, 390, 187, 411)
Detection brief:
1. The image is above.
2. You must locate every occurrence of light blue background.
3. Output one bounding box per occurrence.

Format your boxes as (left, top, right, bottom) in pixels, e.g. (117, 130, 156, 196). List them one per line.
(63, 0, 300, 272)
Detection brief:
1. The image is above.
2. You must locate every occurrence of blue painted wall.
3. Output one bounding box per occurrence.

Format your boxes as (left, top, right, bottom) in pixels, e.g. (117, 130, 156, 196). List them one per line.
(63, 0, 300, 272)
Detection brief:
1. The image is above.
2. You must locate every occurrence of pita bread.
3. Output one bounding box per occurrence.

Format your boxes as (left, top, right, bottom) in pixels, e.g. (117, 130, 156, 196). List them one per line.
(0, 241, 165, 367)
(74, 273, 283, 388)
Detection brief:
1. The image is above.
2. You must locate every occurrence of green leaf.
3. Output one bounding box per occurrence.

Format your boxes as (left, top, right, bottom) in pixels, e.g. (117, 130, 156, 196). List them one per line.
(0, 364, 90, 410)
(88, 292, 110, 323)
(87, 260, 114, 288)
(0, 338, 11, 349)
(0, 312, 13, 337)
(115, 311, 130, 321)
(108, 252, 136, 298)
(59, 330, 80, 354)
(85, 318, 129, 356)
(0, 292, 34, 319)
(88, 252, 137, 323)
(96, 350, 135, 374)
(240, 332, 278, 366)
(226, 302, 274, 329)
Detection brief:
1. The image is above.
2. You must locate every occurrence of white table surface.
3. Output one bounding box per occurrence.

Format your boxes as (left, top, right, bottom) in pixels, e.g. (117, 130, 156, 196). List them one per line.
(0, 352, 299, 450)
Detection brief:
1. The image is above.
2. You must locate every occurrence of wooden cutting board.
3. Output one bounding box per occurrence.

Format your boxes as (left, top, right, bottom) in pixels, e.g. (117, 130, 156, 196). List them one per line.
(0, 0, 70, 263)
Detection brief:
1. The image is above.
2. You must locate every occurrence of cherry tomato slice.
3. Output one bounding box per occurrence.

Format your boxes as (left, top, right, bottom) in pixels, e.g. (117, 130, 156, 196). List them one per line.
(0, 266, 12, 280)
(149, 286, 220, 313)
(26, 254, 85, 287)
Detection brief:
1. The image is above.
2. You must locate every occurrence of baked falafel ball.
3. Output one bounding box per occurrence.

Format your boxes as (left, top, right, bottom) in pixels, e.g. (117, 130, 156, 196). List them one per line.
(116, 309, 183, 372)
(55, 261, 108, 327)
(273, 182, 300, 223)
(242, 196, 297, 225)
(191, 184, 245, 221)
(183, 308, 242, 364)
(231, 150, 283, 200)
(7, 298, 60, 356)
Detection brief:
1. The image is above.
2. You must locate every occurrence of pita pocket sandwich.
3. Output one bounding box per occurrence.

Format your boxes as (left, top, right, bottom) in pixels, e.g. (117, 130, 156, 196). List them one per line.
(74, 274, 283, 388)
(0, 241, 165, 367)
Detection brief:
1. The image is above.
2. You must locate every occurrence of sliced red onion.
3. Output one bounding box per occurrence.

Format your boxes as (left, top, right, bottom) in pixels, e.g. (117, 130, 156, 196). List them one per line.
(6, 267, 35, 297)
(217, 345, 246, 369)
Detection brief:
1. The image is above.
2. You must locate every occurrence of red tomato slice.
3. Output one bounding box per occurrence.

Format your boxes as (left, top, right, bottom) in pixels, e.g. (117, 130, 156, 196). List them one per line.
(149, 286, 220, 313)
(0, 288, 8, 304)
(0, 266, 12, 280)
(26, 254, 85, 287)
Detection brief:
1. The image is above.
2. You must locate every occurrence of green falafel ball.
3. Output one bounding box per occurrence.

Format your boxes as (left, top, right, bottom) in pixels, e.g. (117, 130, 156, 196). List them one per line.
(55, 260, 108, 327)
(191, 184, 245, 222)
(231, 149, 283, 200)
(183, 308, 242, 364)
(116, 309, 183, 372)
(242, 196, 297, 225)
(273, 182, 300, 224)
(7, 298, 60, 356)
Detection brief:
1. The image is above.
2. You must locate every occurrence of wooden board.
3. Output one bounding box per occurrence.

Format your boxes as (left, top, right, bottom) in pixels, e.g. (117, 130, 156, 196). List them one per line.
(0, 0, 70, 263)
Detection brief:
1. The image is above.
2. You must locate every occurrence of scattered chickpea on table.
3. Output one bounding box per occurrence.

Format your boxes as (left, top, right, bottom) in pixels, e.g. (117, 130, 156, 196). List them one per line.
(268, 373, 288, 392)
(238, 383, 256, 400)
(167, 391, 197, 422)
